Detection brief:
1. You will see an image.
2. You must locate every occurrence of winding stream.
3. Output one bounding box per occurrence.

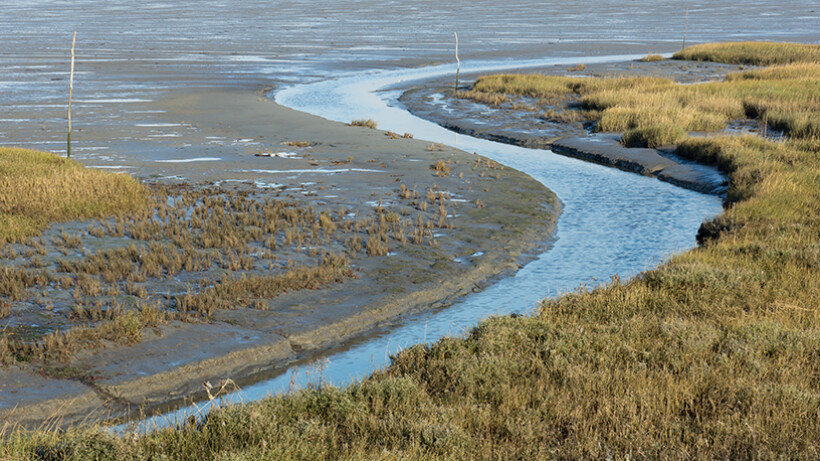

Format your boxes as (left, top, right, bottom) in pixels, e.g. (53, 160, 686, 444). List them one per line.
(122, 56, 723, 431)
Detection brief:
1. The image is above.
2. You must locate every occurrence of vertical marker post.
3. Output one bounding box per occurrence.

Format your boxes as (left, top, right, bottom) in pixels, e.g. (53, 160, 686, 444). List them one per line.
(68, 31, 76, 158)
(454, 32, 460, 95)
(682, 8, 689, 51)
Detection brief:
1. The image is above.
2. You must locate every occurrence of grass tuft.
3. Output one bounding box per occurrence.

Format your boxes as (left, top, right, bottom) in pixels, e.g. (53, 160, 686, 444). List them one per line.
(0, 148, 148, 242)
(640, 53, 664, 62)
(350, 118, 378, 129)
(673, 41, 820, 65)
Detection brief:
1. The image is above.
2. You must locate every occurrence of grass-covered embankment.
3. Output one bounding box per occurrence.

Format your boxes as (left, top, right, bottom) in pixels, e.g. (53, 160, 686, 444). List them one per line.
(672, 41, 820, 66)
(460, 51, 820, 149)
(4, 42, 820, 459)
(0, 148, 148, 242)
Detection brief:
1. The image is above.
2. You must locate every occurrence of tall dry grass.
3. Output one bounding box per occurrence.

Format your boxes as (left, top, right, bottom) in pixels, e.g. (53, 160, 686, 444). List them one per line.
(673, 41, 820, 65)
(464, 54, 820, 147)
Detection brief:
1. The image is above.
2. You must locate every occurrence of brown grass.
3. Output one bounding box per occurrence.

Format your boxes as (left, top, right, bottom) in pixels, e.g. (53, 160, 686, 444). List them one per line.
(431, 160, 451, 177)
(673, 41, 820, 65)
(640, 53, 664, 62)
(175, 253, 354, 316)
(463, 54, 820, 147)
(1, 303, 171, 365)
(283, 141, 313, 148)
(0, 148, 148, 242)
(350, 118, 378, 129)
(0, 173, 453, 371)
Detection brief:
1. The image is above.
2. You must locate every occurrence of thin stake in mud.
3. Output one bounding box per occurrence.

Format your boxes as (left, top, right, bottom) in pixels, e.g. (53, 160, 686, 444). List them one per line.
(454, 31, 460, 94)
(681, 8, 689, 51)
(762, 109, 768, 160)
(67, 31, 76, 158)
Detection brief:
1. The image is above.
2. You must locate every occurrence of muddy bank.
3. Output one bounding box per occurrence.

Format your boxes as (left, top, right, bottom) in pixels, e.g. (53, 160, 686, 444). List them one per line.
(0, 87, 558, 428)
(398, 59, 734, 195)
(551, 136, 728, 195)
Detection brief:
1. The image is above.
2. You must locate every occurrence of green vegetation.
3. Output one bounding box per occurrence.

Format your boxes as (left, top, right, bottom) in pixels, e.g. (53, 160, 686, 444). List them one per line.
(5, 42, 820, 458)
(673, 41, 820, 65)
(0, 148, 148, 242)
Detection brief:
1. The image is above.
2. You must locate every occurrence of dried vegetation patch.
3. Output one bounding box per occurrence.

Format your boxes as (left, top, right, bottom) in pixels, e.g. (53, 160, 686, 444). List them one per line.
(460, 44, 820, 148)
(0, 148, 148, 242)
(349, 118, 378, 129)
(0, 160, 472, 370)
(672, 41, 820, 66)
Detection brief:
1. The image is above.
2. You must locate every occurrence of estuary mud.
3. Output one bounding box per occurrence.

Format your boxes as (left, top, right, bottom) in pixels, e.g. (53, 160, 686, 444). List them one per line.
(0, 87, 558, 428)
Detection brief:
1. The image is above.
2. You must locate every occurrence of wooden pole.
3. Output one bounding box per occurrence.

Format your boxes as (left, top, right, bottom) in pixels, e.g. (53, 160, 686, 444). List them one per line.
(68, 31, 76, 158)
(682, 8, 689, 51)
(454, 32, 460, 95)
(762, 110, 768, 160)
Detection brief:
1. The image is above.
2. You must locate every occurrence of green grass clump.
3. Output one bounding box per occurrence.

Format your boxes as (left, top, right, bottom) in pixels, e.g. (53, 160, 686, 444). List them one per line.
(673, 41, 820, 65)
(0, 148, 148, 242)
(6, 42, 820, 459)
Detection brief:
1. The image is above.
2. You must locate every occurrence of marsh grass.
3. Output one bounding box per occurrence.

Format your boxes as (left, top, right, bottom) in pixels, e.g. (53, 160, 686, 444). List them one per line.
(11, 42, 820, 460)
(673, 41, 820, 65)
(349, 118, 378, 129)
(640, 53, 664, 62)
(463, 51, 820, 147)
(1, 303, 171, 365)
(0, 148, 148, 242)
(174, 253, 354, 316)
(0, 168, 454, 371)
(431, 159, 451, 177)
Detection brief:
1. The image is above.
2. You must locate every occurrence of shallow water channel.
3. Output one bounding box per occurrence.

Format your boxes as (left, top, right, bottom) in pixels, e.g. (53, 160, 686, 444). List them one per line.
(122, 56, 723, 431)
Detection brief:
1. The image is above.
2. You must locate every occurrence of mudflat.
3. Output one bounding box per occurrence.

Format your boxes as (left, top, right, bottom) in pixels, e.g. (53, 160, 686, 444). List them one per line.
(399, 59, 734, 195)
(0, 85, 558, 428)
